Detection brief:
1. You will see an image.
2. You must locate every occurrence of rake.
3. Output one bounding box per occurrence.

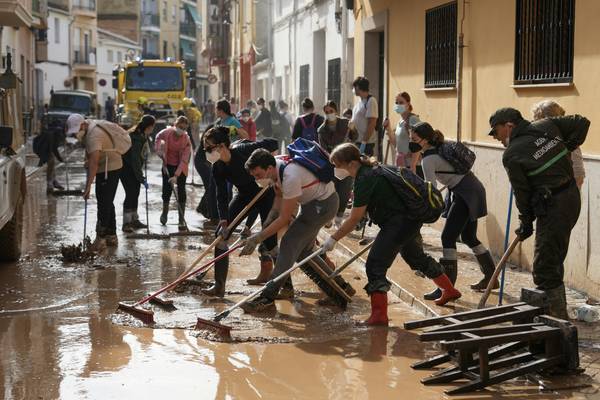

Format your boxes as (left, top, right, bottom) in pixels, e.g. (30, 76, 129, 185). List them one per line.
(117, 242, 245, 324)
(195, 248, 325, 338)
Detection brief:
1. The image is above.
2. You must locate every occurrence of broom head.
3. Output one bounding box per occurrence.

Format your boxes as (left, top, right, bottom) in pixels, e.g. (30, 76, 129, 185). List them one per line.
(195, 317, 232, 338)
(117, 302, 155, 324)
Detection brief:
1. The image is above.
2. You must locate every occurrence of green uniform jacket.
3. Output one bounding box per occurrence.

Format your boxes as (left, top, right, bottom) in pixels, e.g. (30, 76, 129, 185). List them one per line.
(502, 115, 590, 223)
(122, 129, 148, 183)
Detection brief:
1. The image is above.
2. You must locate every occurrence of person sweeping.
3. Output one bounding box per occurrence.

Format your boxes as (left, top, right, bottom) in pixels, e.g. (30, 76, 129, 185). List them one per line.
(120, 115, 155, 233)
(322, 143, 461, 326)
(155, 116, 192, 231)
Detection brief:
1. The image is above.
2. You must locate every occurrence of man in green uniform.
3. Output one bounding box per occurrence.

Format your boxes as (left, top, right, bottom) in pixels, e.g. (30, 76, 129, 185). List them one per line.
(489, 107, 589, 319)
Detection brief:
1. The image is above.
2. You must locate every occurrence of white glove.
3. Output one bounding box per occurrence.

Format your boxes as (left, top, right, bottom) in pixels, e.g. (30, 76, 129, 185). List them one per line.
(322, 235, 338, 253)
(239, 233, 263, 256)
(168, 176, 177, 186)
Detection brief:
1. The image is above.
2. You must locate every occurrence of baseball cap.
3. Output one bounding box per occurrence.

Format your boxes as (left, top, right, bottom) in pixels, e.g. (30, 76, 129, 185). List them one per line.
(66, 114, 85, 135)
(488, 108, 523, 135)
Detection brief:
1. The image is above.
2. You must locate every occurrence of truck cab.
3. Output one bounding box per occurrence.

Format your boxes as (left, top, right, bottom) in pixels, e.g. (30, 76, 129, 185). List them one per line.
(42, 90, 98, 136)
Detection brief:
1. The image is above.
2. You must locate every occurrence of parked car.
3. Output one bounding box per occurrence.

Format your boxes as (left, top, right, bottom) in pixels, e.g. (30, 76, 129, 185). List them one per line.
(41, 90, 98, 137)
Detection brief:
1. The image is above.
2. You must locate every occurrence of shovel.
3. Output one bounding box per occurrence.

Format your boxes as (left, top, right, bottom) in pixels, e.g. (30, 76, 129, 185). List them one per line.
(195, 247, 325, 338)
(477, 236, 520, 309)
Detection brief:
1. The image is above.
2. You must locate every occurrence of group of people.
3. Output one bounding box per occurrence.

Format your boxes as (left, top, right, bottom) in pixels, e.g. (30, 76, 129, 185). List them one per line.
(58, 72, 589, 324)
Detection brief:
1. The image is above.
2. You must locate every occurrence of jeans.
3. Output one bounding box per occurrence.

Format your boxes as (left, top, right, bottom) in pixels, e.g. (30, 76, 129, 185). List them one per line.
(364, 214, 443, 294)
(95, 169, 121, 236)
(120, 164, 141, 211)
(162, 165, 187, 204)
(263, 193, 339, 300)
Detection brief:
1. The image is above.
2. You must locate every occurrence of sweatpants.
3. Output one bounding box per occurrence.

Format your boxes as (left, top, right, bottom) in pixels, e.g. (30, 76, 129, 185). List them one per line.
(162, 165, 187, 204)
(95, 169, 121, 237)
(365, 214, 443, 294)
(262, 193, 339, 300)
(120, 164, 141, 211)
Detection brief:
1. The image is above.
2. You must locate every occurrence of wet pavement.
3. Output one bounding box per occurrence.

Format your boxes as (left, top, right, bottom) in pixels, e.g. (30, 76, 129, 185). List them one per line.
(1, 149, 600, 399)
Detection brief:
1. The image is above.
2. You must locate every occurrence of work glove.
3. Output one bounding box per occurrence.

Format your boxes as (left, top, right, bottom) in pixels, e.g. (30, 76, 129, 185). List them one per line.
(216, 220, 230, 239)
(168, 176, 177, 186)
(359, 143, 367, 154)
(239, 233, 263, 256)
(515, 220, 534, 241)
(322, 235, 337, 253)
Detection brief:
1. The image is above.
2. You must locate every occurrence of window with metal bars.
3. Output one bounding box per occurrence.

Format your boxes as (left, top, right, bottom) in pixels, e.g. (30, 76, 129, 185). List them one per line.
(425, 2, 457, 88)
(299, 64, 310, 112)
(514, 0, 575, 85)
(327, 58, 341, 107)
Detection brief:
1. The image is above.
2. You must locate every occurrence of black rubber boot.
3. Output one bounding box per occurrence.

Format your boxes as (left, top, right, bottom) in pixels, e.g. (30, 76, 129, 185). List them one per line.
(201, 246, 229, 298)
(160, 202, 169, 225)
(178, 202, 188, 231)
(471, 251, 499, 291)
(546, 284, 569, 320)
(423, 259, 457, 300)
(275, 277, 295, 299)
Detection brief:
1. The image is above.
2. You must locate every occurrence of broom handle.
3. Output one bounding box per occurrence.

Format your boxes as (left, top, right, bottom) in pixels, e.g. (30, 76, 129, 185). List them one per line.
(328, 241, 374, 278)
(477, 236, 520, 309)
(145, 161, 150, 235)
(178, 184, 271, 279)
(135, 242, 245, 307)
(214, 248, 324, 321)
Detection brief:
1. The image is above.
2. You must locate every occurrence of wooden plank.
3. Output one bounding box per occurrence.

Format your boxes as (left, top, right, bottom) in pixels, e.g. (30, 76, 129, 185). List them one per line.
(411, 353, 452, 370)
(419, 323, 545, 342)
(425, 305, 541, 333)
(404, 302, 527, 330)
(442, 326, 559, 351)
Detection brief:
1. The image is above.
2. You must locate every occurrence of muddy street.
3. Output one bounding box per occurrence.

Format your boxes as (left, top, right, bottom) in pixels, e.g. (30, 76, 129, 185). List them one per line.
(0, 156, 596, 399)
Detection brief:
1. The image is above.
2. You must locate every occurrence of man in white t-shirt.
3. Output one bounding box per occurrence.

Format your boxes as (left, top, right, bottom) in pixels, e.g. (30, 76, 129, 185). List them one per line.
(239, 148, 339, 311)
(350, 76, 378, 156)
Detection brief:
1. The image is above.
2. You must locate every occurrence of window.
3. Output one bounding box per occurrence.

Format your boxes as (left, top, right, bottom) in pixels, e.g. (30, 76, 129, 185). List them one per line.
(327, 58, 341, 107)
(424, 2, 457, 88)
(514, 0, 575, 85)
(117, 51, 122, 61)
(172, 4, 176, 22)
(299, 64, 310, 111)
(163, 40, 168, 58)
(54, 17, 60, 43)
(162, 1, 167, 21)
(107, 49, 114, 62)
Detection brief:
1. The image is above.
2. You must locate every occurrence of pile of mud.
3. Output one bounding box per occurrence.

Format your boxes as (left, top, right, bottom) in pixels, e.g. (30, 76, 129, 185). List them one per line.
(60, 236, 95, 263)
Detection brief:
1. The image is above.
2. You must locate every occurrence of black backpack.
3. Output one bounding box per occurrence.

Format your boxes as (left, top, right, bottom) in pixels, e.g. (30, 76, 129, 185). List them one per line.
(372, 165, 444, 224)
(434, 141, 476, 174)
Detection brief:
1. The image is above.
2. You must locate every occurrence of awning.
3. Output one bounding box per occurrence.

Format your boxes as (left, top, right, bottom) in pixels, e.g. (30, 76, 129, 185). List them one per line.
(185, 3, 201, 26)
(180, 38, 195, 59)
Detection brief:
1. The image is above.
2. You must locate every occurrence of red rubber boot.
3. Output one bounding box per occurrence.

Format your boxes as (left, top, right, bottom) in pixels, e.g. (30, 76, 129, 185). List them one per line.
(365, 292, 389, 326)
(432, 274, 462, 306)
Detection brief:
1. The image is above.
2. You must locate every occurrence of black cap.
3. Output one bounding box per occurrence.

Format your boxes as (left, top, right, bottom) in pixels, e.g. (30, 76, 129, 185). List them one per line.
(411, 121, 434, 137)
(488, 108, 523, 135)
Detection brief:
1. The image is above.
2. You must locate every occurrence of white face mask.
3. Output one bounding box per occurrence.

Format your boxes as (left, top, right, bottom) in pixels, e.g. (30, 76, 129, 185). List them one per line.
(242, 116, 250, 122)
(334, 167, 350, 180)
(326, 113, 337, 122)
(175, 127, 186, 136)
(255, 178, 272, 188)
(206, 149, 221, 164)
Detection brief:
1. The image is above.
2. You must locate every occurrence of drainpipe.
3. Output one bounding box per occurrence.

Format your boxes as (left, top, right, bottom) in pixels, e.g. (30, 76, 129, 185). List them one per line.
(456, 0, 466, 142)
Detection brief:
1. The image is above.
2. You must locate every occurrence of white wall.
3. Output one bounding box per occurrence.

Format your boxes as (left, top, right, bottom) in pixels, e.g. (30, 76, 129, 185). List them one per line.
(36, 10, 71, 104)
(96, 37, 139, 111)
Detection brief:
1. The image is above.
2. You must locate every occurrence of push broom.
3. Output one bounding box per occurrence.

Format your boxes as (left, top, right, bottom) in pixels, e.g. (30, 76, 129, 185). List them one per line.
(117, 242, 245, 324)
(52, 147, 84, 196)
(195, 247, 325, 338)
(328, 241, 374, 279)
(477, 236, 520, 309)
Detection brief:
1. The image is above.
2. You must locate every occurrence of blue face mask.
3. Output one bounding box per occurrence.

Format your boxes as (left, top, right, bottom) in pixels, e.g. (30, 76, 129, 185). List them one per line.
(394, 104, 406, 114)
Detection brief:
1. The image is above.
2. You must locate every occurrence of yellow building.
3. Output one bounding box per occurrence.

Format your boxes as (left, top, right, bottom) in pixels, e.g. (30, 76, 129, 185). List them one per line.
(159, 0, 180, 59)
(71, 0, 98, 91)
(352, 0, 600, 297)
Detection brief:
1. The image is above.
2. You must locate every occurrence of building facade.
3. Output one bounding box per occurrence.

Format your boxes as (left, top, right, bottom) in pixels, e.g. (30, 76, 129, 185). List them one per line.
(353, 0, 600, 297)
(71, 0, 98, 91)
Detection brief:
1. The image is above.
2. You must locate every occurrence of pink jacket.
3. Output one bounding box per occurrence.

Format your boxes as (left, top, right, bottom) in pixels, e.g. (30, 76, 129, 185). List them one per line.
(155, 127, 191, 176)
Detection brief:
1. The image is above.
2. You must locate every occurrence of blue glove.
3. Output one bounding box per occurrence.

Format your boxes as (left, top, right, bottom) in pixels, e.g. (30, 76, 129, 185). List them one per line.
(142, 179, 149, 189)
(359, 143, 366, 153)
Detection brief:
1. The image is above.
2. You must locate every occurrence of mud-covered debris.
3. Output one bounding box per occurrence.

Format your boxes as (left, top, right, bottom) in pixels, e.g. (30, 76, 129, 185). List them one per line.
(60, 236, 94, 263)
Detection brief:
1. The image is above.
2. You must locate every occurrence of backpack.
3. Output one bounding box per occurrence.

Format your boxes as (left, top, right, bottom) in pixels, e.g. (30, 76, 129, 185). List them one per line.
(299, 114, 318, 141)
(278, 138, 335, 185)
(372, 165, 444, 224)
(93, 120, 132, 155)
(434, 140, 476, 174)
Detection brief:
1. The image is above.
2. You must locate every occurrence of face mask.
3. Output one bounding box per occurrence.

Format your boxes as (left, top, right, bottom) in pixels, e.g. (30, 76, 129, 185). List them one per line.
(326, 113, 337, 122)
(334, 167, 350, 180)
(255, 178, 272, 188)
(242, 116, 250, 122)
(206, 149, 221, 164)
(175, 127, 186, 136)
(352, 88, 357, 96)
(409, 141, 423, 153)
(394, 104, 406, 114)
(258, 105, 264, 110)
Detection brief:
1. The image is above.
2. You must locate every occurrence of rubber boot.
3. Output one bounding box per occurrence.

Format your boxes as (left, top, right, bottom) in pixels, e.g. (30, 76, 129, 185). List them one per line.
(471, 251, 499, 291)
(246, 256, 273, 285)
(424, 259, 457, 300)
(432, 274, 462, 306)
(275, 277, 295, 300)
(365, 292, 389, 326)
(545, 284, 569, 320)
(178, 203, 188, 231)
(201, 247, 229, 298)
(53, 180, 65, 190)
(130, 210, 148, 230)
(122, 209, 134, 233)
(160, 202, 169, 225)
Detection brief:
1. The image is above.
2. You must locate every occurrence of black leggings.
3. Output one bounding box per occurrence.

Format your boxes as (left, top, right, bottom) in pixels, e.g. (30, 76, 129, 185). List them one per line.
(441, 194, 481, 249)
(162, 165, 187, 204)
(120, 164, 141, 211)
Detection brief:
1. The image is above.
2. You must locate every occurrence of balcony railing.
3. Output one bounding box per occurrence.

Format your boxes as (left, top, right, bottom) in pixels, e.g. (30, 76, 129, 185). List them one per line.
(73, 47, 96, 65)
(72, 0, 96, 12)
(141, 13, 160, 28)
(180, 22, 197, 37)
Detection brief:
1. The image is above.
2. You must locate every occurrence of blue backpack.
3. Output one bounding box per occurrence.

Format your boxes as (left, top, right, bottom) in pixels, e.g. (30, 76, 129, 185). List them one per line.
(299, 114, 318, 141)
(278, 138, 335, 184)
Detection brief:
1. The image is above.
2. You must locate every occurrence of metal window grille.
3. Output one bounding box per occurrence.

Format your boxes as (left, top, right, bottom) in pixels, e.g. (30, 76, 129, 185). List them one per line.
(327, 58, 341, 107)
(425, 2, 457, 88)
(514, 0, 575, 84)
(299, 64, 310, 111)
